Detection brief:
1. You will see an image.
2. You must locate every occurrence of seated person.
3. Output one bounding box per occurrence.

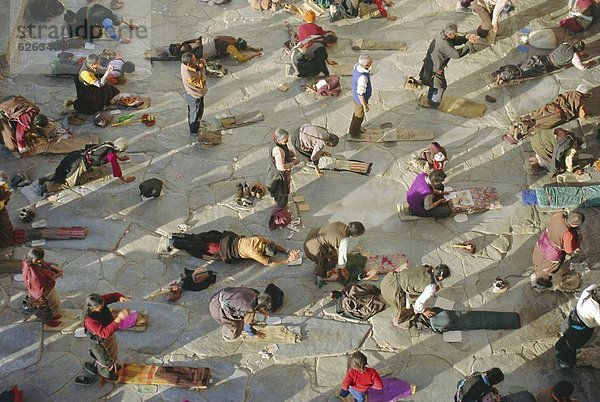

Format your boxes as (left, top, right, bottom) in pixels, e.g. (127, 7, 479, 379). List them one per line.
(292, 33, 338, 78)
(416, 141, 448, 171)
(64, 3, 137, 44)
(455, 368, 504, 402)
(42, 138, 135, 195)
(73, 54, 120, 115)
(493, 40, 592, 85)
(297, 11, 334, 42)
(406, 169, 451, 218)
(293, 124, 339, 176)
(530, 128, 582, 176)
(329, 0, 396, 21)
(168, 231, 300, 266)
(0, 96, 49, 154)
(99, 54, 135, 85)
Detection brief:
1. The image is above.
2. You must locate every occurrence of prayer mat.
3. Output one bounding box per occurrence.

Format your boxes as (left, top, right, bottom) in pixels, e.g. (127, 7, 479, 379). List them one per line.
(198, 131, 222, 145)
(363, 253, 409, 280)
(418, 93, 487, 118)
(111, 364, 210, 389)
(0, 260, 21, 274)
(481, 68, 566, 89)
(44, 308, 148, 333)
(428, 309, 521, 333)
(219, 111, 264, 129)
(313, 157, 373, 176)
(368, 377, 416, 402)
(22, 227, 88, 241)
(347, 128, 434, 142)
(327, 64, 354, 76)
(351, 39, 407, 51)
(396, 202, 433, 221)
(521, 185, 600, 208)
(28, 134, 99, 156)
(448, 187, 502, 215)
(241, 324, 299, 343)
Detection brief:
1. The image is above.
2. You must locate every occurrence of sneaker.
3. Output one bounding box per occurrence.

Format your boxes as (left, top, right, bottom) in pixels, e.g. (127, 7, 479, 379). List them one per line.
(74, 375, 96, 386)
(242, 182, 251, 199)
(235, 183, 243, 200)
(84, 362, 98, 376)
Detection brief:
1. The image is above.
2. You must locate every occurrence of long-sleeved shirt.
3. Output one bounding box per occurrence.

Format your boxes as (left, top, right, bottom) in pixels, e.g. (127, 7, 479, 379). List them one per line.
(576, 284, 600, 328)
(83, 292, 125, 339)
(355, 64, 370, 97)
(342, 367, 383, 393)
(297, 23, 328, 42)
(180, 63, 207, 99)
(431, 33, 473, 72)
(22, 259, 56, 301)
(237, 236, 270, 266)
(298, 124, 329, 164)
(102, 18, 120, 42)
(272, 145, 295, 171)
(338, 237, 349, 268)
(480, 0, 508, 26)
(412, 282, 438, 313)
(104, 152, 122, 178)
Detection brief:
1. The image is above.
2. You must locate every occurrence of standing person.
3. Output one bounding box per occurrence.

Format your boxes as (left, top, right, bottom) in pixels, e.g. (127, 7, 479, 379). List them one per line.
(80, 293, 130, 383)
(208, 287, 272, 341)
(180, 53, 207, 135)
(21, 248, 63, 327)
(339, 351, 383, 402)
(349, 54, 373, 138)
(73, 54, 120, 115)
(419, 24, 479, 108)
(455, 368, 504, 401)
(531, 211, 584, 290)
(0, 96, 49, 154)
(303, 221, 365, 281)
(293, 124, 340, 176)
(0, 172, 14, 249)
(555, 284, 599, 368)
(381, 263, 451, 327)
(406, 169, 451, 218)
(266, 129, 300, 208)
(472, 0, 508, 38)
(536, 380, 578, 402)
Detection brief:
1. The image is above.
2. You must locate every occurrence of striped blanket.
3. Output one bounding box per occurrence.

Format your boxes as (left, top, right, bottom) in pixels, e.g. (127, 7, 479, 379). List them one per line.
(114, 364, 210, 389)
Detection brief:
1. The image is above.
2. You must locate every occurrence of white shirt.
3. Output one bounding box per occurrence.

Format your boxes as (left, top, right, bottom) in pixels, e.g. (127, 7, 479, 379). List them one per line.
(337, 237, 349, 267)
(412, 283, 437, 313)
(576, 284, 600, 328)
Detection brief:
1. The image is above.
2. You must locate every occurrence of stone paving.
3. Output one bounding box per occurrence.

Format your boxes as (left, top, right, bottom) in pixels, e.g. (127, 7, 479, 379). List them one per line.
(1, 0, 600, 400)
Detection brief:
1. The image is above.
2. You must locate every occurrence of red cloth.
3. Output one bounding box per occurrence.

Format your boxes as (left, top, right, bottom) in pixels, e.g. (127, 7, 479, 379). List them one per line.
(83, 292, 125, 339)
(15, 109, 36, 149)
(21, 258, 56, 301)
(207, 242, 220, 255)
(562, 231, 580, 254)
(104, 152, 123, 177)
(342, 367, 383, 393)
(297, 23, 328, 42)
(372, 0, 388, 17)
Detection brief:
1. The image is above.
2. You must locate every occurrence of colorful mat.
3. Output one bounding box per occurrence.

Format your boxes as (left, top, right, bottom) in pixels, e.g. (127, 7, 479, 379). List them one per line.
(418, 93, 487, 118)
(448, 187, 502, 214)
(112, 364, 210, 389)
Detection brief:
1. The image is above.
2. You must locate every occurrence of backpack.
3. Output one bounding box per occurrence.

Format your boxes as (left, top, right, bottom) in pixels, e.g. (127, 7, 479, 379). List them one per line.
(181, 267, 217, 291)
(139, 178, 163, 200)
(84, 142, 115, 167)
(316, 76, 342, 97)
(265, 283, 284, 312)
(336, 283, 386, 320)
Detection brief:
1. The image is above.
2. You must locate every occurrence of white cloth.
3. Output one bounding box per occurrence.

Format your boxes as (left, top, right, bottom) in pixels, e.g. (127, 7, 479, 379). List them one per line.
(413, 281, 438, 313)
(571, 53, 586, 71)
(337, 237, 349, 267)
(577, 284, 600, 328)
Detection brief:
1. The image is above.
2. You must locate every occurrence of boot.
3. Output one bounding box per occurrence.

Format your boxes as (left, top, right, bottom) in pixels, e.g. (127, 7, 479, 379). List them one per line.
(242, 182, 251, 199)
(189, 122, 200, 135)
(235, 183, 243, 200)
(348, 114, 364, 138)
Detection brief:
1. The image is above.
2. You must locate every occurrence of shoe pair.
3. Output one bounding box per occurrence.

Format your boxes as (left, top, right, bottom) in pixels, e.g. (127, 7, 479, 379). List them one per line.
(235, 182, 253, 206)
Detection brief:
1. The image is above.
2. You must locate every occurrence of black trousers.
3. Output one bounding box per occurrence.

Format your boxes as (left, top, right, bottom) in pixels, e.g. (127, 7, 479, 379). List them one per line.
(185, 93, 204, 134)
(555, 309, 594, 367)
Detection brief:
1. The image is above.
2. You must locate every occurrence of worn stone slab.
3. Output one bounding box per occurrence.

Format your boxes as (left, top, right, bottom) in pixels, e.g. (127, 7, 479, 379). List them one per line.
(30, 353, 80, 395)
(0, 322, 42, 378)
(246, 364, 323, 402)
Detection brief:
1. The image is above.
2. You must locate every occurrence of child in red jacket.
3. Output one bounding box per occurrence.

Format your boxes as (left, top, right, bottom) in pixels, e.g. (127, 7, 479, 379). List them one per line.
(339, 351, 383, 402)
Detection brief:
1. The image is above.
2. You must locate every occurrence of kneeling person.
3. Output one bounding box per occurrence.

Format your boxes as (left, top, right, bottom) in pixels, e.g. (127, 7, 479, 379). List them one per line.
(294, 124, 339, 176)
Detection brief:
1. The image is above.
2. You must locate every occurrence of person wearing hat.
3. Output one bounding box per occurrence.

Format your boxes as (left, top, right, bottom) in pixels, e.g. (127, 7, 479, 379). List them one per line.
(267, 129, 299, 208)
(0, 172, 14, 249)
(22, 248, 63, 327)
(297, 11, 334, 42)
(0, 96, 49, 154)
(418, 23, 479, 108)
(43, 138, 135, 195)
(531, 211, 585, 291)
(494, 40, 593, 86)
(293, 124, 339, 177)
(504, 84, 593, 144)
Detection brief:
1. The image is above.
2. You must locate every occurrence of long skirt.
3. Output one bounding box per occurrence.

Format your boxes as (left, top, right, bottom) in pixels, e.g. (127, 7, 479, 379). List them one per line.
(73, 77, 120, 115)
(44, 287, 62, 318)
(90, 334, 118, 378)
(267, 169, 290, 208)
(0, 208, 14, 248)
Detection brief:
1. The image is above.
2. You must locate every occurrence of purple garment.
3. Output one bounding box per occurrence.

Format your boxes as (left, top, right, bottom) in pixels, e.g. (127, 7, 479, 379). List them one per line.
(406, 173, 433, 215)
(536, 229, 564, 262)
(367, 377, 413, 402)
(118, 311, 138, 329)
